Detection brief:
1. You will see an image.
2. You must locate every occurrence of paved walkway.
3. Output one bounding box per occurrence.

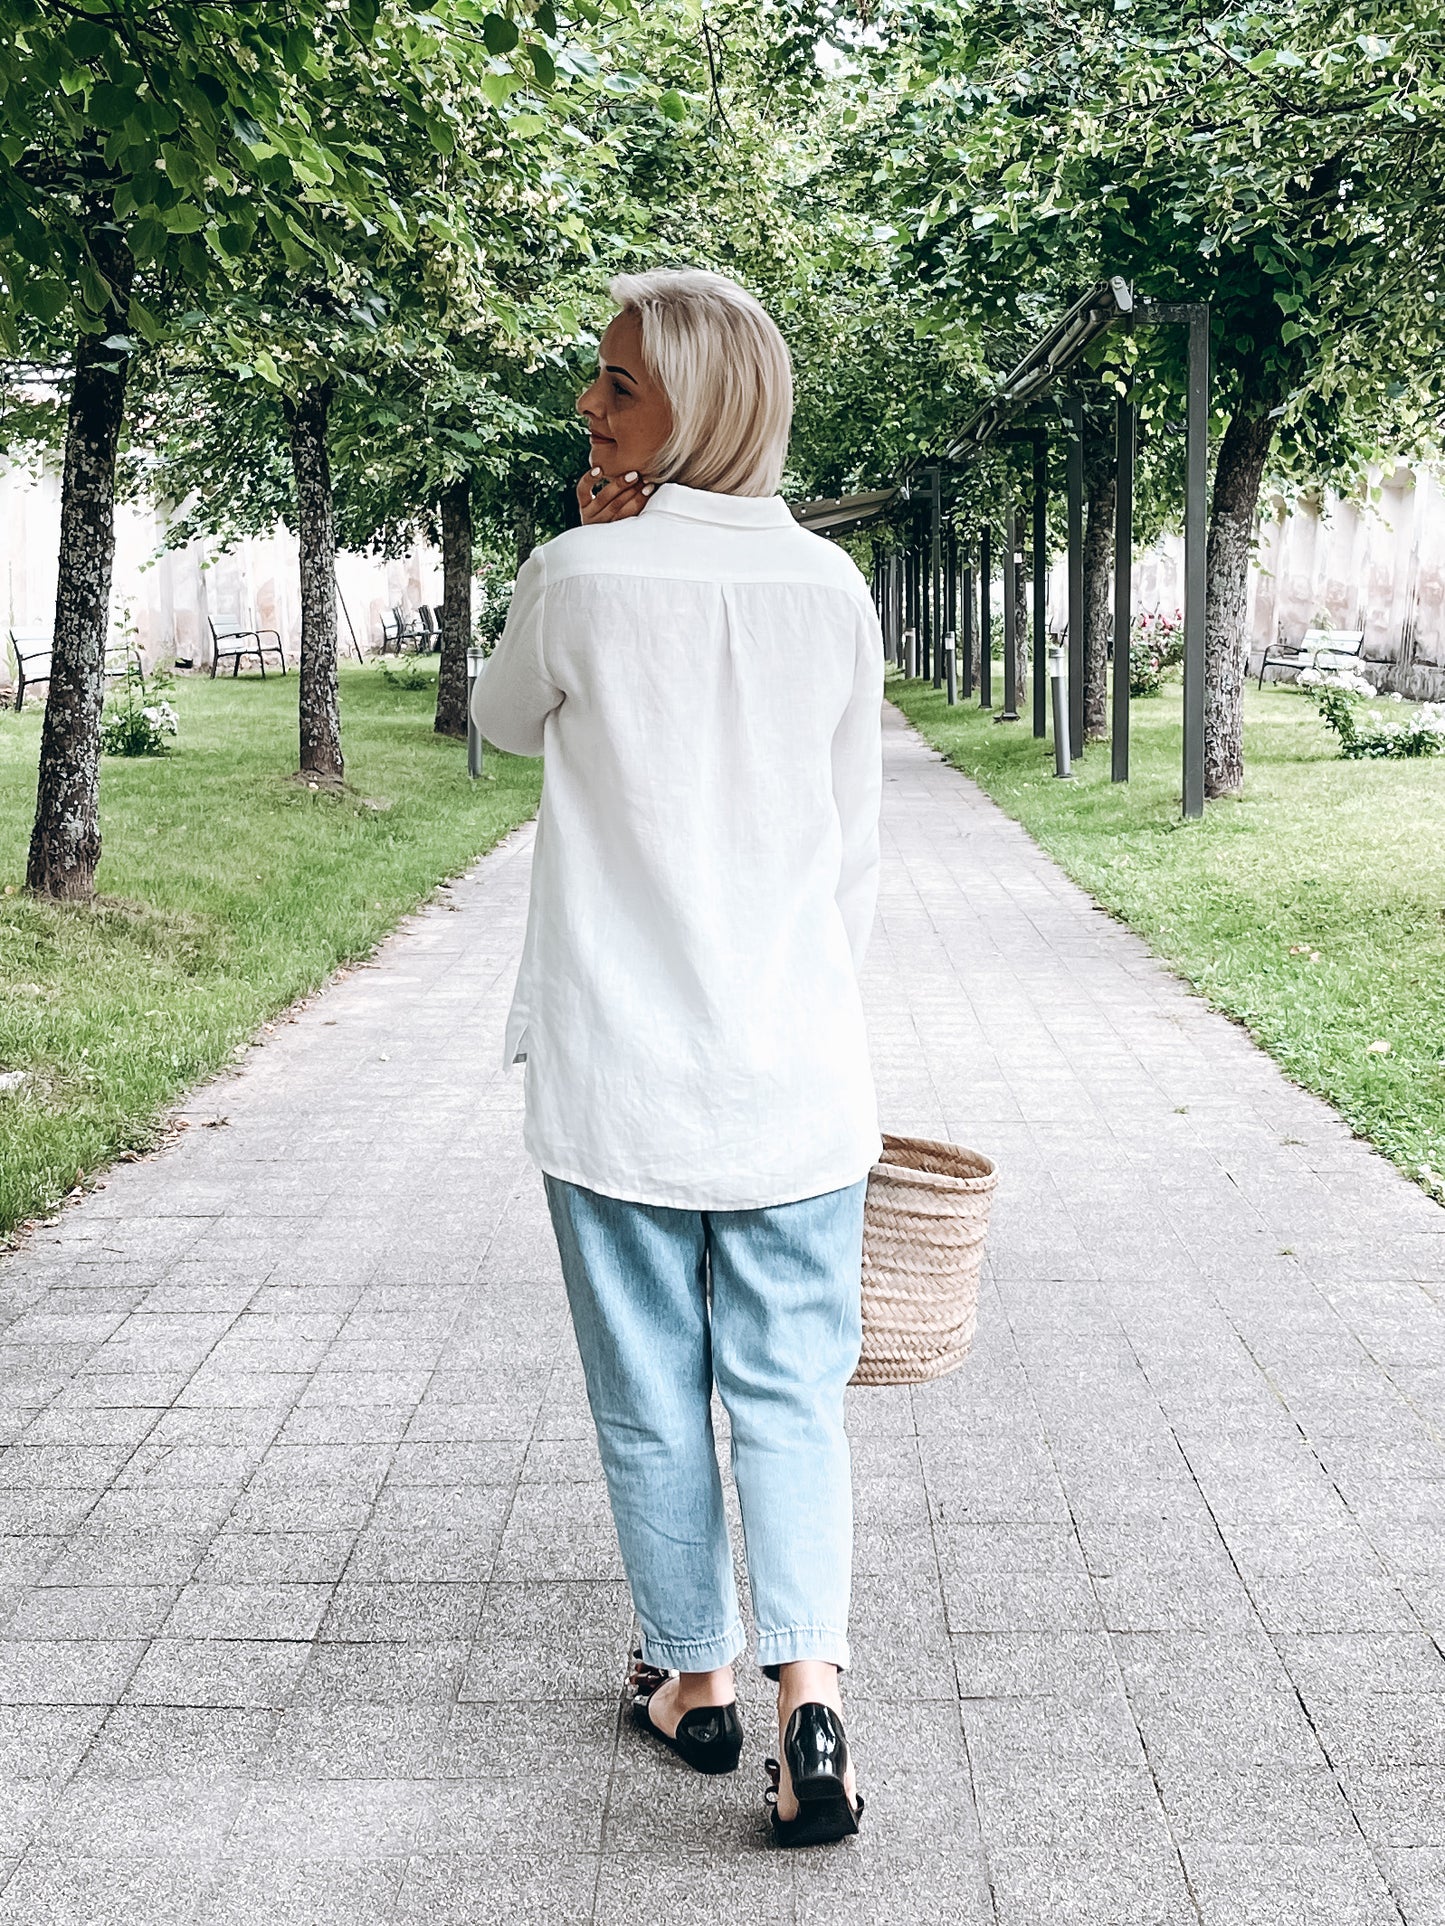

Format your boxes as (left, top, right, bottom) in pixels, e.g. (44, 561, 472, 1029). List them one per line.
(2, 702, 1444, 1925)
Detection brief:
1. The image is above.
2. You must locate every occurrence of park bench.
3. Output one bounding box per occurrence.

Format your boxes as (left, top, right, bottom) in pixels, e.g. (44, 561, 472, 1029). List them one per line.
(381, 600, 433, 654)
(1258, 627, 1367, 689)
(6, 628, 143, 712)
(380, 605, 426, 653)
(208, 616, 286, 678)
(6, 629, 53, 712)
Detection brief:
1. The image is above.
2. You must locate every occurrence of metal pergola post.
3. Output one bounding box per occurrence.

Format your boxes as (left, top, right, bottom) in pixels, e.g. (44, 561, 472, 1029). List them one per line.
(918, 530, 931, 683)
(1032, 436, 1048, 739)
(1065, 396, 1085, 759)
(919, 538, 928, 677)
(945, 523, 957, 646)
(1000, 502, 1020, 722)
(905, 544, 917, 675)
(1136, 298, 1211, 817)
(789, 279, 1211, 820)
(978, 524, 993, 709)
(917, 546, 928, 681)
(961, 542, 976, 696)
(1112, 393, 1135, 783)
(929, 467, 943, 690)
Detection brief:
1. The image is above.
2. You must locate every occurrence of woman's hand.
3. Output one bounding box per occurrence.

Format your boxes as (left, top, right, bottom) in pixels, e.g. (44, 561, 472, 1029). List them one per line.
(577, 467, 654, 525)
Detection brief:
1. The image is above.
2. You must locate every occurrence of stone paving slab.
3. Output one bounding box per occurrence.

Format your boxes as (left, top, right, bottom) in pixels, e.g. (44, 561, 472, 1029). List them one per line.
(2, 700, 1444, 1922)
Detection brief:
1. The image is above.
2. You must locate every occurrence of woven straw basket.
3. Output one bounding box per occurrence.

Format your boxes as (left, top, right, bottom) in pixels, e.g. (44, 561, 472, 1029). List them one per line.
(852, 1133, 998, 1387)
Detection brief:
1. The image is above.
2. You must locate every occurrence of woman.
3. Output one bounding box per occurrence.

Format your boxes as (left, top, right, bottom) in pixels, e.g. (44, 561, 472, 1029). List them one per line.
(472, 267, 882, 1847)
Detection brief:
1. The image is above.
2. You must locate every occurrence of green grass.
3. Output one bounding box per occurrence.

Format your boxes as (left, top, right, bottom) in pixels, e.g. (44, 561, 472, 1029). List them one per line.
(887, 667, 1445, 1200)
(0, 662, 541, 1239)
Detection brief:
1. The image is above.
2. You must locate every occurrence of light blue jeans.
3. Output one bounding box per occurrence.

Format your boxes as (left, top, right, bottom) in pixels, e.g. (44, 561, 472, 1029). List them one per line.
(543, 1173, 867, 1676)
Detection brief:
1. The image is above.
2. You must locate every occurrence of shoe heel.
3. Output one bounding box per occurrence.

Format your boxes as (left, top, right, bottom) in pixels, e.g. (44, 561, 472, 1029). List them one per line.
(783, 1703, 850, 1789)
(794, 1766, 847, 1805)
(780, 1702, 860, 1840)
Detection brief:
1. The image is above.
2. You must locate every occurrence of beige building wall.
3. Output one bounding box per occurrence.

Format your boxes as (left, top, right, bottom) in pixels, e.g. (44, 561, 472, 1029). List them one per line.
(1, 459, 443, 691)
(1132, 464, 1445, 700)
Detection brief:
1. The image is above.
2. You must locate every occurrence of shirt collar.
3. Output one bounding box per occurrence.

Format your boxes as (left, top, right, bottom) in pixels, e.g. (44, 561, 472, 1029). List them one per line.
(642, 482, 795, 529)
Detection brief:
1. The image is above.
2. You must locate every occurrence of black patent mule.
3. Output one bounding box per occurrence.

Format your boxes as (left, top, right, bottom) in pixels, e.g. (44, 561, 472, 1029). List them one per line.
(765, 1702, 864, 1847)
(628, 1652, 743, 1776)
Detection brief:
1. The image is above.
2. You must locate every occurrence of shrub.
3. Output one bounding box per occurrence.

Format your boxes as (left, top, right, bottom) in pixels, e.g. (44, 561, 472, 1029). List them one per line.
(473, 575, 514, 655)
(1140, 607, 1185, 670)
(1300, 667, 1445, 760)
(1129, 608, 1185, 698)
(374, 655, 433, 691)
(1129, 640, 1165, 698)
(99, 661, 178, 756)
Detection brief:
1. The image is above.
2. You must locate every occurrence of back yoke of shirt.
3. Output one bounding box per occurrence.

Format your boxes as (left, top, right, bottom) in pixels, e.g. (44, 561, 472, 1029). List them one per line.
(471, 483, 884, 1212)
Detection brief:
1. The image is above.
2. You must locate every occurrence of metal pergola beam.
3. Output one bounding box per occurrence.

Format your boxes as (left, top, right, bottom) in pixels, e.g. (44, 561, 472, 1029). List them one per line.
(790, 488, 898, 536)
(941, 278, 1134, 464)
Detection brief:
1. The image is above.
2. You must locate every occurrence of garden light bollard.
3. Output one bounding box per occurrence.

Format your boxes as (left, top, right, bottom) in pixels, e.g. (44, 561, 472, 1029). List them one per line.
(945, 629, 958, 706)
(1050, 643, 1073, 780)
(904, 626, 917, 679)
(466, 647, 485, 779)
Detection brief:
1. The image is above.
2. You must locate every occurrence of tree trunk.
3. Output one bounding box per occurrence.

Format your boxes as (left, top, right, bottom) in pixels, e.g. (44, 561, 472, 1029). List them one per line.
(27, 240, 135, 900)
(285, 380, 343, 783)
(1082, 469, 1115, 742)
(434, 475, 472, 739)
(1204, 377, 1277, 798)
(1012, 555, 1029, 704)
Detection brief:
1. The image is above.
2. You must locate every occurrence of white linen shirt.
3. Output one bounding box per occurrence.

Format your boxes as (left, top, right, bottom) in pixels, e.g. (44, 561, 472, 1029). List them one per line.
(471, 481, 884, 1210)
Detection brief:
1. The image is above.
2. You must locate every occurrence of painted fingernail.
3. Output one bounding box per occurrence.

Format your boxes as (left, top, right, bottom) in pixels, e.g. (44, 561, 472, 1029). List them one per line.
(641, 483, 654, 495)
(589, 465, 601, 477)
(624, 471, 639, 482)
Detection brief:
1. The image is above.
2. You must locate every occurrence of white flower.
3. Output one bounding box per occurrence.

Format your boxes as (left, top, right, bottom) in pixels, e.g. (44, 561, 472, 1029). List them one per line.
(1299, 666, 1375, 696)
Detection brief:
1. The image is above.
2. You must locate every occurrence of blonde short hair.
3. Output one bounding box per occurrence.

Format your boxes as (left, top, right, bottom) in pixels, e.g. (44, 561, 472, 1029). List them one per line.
(607, 268, 792, 498)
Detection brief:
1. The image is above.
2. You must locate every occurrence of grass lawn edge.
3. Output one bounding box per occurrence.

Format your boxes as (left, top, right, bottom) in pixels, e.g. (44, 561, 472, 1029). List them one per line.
(1, 666, 542, 1246)
(884, 675, 1445, 1211)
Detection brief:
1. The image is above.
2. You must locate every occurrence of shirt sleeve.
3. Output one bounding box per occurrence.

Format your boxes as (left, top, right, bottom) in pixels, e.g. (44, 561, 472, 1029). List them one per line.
(832, 597, 885, 976)
(470, 548, 558, 757)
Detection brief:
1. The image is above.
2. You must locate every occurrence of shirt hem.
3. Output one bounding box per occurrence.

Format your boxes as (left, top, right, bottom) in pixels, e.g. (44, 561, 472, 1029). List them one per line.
(530, 1140, 882, 1213)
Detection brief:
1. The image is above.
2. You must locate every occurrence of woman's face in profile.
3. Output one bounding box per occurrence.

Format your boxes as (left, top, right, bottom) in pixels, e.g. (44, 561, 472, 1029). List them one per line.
(576, 311, 672, 483)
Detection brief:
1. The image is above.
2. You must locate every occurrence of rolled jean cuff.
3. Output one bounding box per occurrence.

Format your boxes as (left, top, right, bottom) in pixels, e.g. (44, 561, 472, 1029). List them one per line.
(757, 1626, 851, 1677)
(639, 1621, 746, 1674)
